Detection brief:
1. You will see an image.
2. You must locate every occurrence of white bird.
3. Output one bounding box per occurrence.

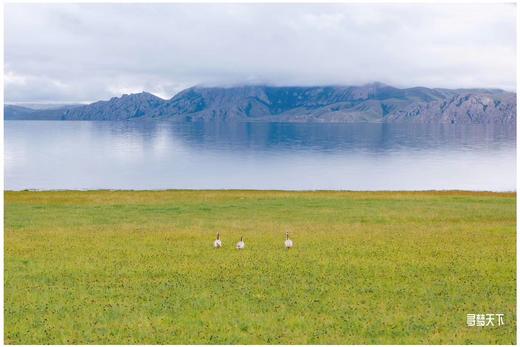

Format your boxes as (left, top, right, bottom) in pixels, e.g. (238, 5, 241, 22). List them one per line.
(236, 236, 245, 250)
(285, 232, 293, 249)
(213, 232, 222, 248)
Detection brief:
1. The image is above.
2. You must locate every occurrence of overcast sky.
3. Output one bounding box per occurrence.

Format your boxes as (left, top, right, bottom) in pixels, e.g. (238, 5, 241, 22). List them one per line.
(5, 3, 517, 103)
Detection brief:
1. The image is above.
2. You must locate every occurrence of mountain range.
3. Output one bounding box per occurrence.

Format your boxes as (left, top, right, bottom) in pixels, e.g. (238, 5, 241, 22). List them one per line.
(4, 83, 516, 123)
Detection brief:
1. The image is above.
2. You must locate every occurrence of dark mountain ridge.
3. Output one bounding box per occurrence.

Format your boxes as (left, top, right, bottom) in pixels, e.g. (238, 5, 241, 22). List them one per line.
(4, 83, 516, 123)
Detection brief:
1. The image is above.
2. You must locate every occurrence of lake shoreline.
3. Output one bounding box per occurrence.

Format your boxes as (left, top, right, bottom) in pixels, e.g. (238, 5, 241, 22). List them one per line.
(4, 188, 517, 195)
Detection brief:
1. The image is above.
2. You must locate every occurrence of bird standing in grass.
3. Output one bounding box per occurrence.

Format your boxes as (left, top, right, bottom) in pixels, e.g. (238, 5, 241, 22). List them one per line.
(236, 236, 245, 250)
(285, 232, 293, 249)
(213, 232, 222, 248)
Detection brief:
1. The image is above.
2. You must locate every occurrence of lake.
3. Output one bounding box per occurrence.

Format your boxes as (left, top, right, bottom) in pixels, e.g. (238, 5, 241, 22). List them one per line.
(4, 120, 516, 191)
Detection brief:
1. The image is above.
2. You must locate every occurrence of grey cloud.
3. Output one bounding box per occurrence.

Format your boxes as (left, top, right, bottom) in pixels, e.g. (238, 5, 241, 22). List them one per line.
(5, 3, 516, 103)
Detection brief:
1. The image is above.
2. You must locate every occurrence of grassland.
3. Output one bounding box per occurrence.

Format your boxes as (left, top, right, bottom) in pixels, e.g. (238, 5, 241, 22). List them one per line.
(4, 190, 516, 344)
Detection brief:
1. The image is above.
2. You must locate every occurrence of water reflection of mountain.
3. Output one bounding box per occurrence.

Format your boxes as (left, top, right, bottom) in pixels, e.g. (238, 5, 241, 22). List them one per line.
(5, 120, 516, 191)
(95, 121, 516, 154)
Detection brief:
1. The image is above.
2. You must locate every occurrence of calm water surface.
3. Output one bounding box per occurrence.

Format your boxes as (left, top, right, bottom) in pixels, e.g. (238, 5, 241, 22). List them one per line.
(5, 121, 516, 191)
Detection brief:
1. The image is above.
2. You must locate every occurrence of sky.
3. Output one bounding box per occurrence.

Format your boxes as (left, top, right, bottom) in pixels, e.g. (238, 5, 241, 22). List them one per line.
(4, 3, 517, 103)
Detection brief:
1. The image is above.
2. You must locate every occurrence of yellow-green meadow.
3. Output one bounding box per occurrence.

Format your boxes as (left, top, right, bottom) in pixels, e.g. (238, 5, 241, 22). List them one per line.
(4, 190, 516, 344)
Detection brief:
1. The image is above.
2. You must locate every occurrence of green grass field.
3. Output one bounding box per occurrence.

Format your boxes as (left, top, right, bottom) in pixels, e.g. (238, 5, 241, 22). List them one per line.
(4, 190, 516, 344)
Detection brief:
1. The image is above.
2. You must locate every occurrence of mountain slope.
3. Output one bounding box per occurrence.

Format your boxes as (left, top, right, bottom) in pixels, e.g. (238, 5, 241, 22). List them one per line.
(5, 84, 516, 123)
(146, 84, 515, 123)
(5, 92, 165, 120)
(385, 92, 516, 123)
(147, 84, 451, 121)
(62, 92, 165, 120)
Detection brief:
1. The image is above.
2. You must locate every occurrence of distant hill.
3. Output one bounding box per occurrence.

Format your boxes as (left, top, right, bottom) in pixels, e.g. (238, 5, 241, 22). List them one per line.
(4, 105, 37, 120)
(5, 83, 516, 123)
(61, 92, 165, 121)
(4, 103, 83, 120)
(3, 105, 68, 120)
